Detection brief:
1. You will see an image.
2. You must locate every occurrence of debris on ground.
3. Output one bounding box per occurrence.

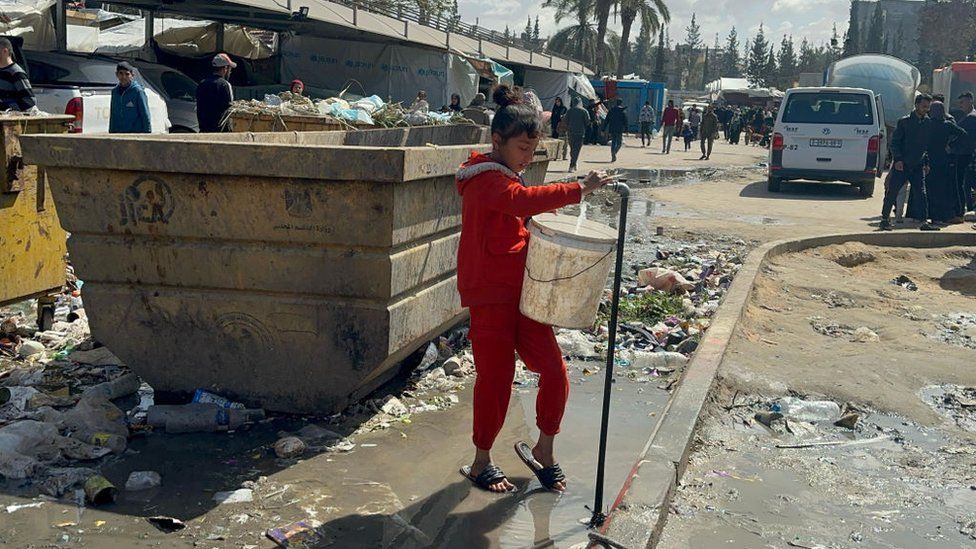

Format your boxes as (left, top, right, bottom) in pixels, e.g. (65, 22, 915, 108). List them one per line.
(920, 385, 976, 432)
(273, 436, 307, 459)
(930, 313, 976, 349)
(892, 275, 919, 291)
(147, 515, 186, 533)
(125, 471, 161, 491)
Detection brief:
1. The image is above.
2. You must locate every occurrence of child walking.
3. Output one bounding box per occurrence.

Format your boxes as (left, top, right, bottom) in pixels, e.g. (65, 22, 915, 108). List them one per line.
(682, 120, 694, 152)
(455, 85, 611, 493)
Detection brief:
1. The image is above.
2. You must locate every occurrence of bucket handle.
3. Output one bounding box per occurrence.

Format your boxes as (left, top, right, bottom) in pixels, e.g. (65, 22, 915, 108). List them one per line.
(524, 248, 615, 283)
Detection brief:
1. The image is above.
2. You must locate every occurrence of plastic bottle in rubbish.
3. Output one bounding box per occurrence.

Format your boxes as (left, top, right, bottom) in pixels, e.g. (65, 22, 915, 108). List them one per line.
(147, 403, 265, 434)
(191, 389, 245, 409)
(775, 397, 841, 423)
(82, 373, 141, 401)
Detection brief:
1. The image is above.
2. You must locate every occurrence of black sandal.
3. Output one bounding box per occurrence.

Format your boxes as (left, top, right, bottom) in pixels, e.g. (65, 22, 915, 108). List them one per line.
(514, 441, 566, 491)
(459, 464, 515, 493)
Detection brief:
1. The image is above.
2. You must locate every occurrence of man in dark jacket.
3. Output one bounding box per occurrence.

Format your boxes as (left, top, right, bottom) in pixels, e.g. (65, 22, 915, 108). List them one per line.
(604, 99, 628, 162)
(564, 97, 590, 172)
(954, 92, 976, 215)
(196, 53, 236, 132)
(109, 62, 151, 133)
(881, 94, 938, 231)
(699, 106, 719, 160)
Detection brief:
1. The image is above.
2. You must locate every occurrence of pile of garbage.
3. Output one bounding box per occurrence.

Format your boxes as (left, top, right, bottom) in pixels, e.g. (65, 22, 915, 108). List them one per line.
(223, 91, 472, 129)
(552, 239, 747, 388)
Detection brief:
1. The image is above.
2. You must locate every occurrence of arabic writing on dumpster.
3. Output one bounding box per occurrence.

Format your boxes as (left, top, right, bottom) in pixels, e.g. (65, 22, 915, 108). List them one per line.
(283, 188, 313, 218)
(120, 176, 174, 226)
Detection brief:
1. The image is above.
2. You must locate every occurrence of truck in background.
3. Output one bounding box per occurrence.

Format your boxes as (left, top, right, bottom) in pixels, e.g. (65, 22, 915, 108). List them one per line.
(933, 62, 976, 118)
(825, 54, 921, 161)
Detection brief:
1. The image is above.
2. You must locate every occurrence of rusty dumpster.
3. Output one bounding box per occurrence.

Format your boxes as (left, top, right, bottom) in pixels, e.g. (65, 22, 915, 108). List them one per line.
(0, 115, 73, 329)
(21, 125, 560, 413)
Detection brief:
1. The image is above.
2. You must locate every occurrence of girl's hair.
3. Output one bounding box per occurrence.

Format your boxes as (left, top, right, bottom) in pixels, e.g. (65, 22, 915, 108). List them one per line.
(451, 93, 460, 103)
(491, 84, 542, 141)
(554, 97, 563, 105)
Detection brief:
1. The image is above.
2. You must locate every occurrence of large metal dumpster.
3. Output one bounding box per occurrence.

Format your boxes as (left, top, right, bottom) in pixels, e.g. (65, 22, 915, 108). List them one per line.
(226, 112, 376, 133)
(21, 126, 560, 414)
(0, 115, 73, 329)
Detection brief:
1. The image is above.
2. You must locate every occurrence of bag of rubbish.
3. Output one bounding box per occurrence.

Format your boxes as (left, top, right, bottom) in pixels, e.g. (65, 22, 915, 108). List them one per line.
(350, 95, 384, 114)
(0, 450, 43, 479)
(0, 420, 58, 455)
(0, 387, 40, 410)
(54, 435, 112, 461)
(638, 268, 695, 293)
(774, 397, 841, 423)
(40, 467, 97, 497)
(82, 373, 140, 400)
(125, 471, 162, 491)
(59, 397, 129, 439)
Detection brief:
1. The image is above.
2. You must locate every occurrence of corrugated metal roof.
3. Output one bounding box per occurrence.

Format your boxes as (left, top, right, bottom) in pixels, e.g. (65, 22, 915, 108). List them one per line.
(104, 0, 589, 73)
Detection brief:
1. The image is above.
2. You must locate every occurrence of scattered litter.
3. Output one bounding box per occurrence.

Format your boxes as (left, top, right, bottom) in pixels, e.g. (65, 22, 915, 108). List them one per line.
(834, 413, 860, 430)
(213, 488, 254, 504)
(5, 501, 44, 513)
(274, 437, 307, 459)
(638, 267, 695, 293)
(851, 327, 880, 343)
(776, 434, 888, 449)
(147, 403, 265, 433)
(891, 275, 918, 291)
(191, 388, 246, 409)
(773, 397, 841, 423)
(81, 373, 140, 400)
(83, 475, 117, 505)
(125, 471, 161, 491)
(147, 516, 186, 533)
(266, 520, 329, 548)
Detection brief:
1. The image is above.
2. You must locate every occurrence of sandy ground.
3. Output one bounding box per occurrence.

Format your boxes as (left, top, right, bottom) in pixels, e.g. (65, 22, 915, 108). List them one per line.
(658, 243, 976, 548)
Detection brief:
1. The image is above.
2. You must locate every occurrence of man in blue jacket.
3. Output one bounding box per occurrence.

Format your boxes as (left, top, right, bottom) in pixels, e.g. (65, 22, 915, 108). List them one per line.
(109, 61, 151, 133)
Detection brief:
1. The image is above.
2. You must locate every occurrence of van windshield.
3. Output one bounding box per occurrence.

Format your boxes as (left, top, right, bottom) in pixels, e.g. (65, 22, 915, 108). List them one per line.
(782, 92, 874, 125)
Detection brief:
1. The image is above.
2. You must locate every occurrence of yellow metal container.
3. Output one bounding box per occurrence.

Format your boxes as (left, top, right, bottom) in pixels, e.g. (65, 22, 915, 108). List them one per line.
(0, 115, 73, 328)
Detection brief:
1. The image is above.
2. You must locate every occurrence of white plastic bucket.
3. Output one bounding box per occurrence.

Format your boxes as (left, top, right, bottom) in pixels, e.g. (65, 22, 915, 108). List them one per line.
(520, 213, 618, 329)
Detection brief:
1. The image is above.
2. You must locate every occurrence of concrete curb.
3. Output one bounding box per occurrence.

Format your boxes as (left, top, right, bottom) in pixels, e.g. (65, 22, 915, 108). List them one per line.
(596, 231, 976, 549)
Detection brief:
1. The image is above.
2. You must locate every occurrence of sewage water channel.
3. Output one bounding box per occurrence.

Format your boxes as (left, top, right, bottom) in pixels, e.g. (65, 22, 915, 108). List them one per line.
(0, 168, 728, 548)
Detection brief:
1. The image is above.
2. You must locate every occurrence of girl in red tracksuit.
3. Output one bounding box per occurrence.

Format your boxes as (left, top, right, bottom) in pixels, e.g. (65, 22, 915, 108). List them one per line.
(456, 85, 610, 493)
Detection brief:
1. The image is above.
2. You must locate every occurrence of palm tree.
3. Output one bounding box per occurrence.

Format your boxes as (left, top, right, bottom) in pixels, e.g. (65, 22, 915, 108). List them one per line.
(615, 0, 669, 78)
(543, 0, 595, 61)
(593, 0, 614, 73)
(548, 24, 618, 69)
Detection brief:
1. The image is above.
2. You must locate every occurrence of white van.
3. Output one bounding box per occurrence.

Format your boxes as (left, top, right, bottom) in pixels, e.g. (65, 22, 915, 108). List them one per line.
(768, 87, 884, 197)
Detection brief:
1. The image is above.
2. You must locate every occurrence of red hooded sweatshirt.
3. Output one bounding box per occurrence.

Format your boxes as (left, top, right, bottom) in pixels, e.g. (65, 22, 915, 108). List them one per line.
(455, 152, 584, 307)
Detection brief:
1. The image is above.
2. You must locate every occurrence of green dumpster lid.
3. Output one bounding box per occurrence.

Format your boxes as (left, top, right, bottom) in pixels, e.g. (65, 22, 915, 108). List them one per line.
(530, 213, 617, 245)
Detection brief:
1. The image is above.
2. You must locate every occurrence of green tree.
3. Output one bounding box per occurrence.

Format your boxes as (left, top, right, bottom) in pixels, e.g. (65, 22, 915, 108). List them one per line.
(594, 0, 615, 73)
(615, 0, 670, 79)
(544, 0, 596, 63)
(653, 28, 666, 82)
(746, 24, 771, 87)
(504, 25, 511, 41)
(766, 44, 778, 86)
(722, 27, 741, 77)
(798, 38, 816, 73)
(777, 35, 797, 89)
(864, 0, 884, 53)
(843, 0, 861, 56)
(534, 16, 541, 42)
(830, 23, 843, 61)
(523, 17, 533, 41)
(633, 22, 654, 78)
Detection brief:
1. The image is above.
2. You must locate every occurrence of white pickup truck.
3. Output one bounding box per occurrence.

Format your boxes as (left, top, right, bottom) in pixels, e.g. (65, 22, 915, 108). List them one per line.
(5, 37, 169, 133)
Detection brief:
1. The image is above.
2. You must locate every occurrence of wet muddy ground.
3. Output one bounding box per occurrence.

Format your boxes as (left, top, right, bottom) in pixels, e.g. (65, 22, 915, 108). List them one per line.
(0, 167, 746, 548)
(659, 243, 976, 549)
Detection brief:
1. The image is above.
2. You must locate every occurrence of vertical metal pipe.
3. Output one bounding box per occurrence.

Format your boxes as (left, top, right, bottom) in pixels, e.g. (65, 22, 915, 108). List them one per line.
(590, 181, 630, 528)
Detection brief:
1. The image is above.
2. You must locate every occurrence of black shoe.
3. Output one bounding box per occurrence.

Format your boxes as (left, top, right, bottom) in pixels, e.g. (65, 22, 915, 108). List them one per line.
(879, 219, 893, 231)
(699, 155, 706, 160)
(919, 222, 941, 231)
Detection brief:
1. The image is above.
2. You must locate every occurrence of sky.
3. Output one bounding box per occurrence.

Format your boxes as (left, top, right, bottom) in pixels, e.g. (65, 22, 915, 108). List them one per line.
(458, 0, 852, 50)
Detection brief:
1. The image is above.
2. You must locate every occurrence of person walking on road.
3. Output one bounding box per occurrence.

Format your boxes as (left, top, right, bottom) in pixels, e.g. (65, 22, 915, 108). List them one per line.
(661, 100, 681, 154)
(0, 37, 34, 112)
(454, 84, 613, 494)
(564, 97, 590, 172)
(699, 106, 719, 160)
(604, 99, 628, 163)
(880, 94, 939, 232)
(688, 106, 702, 140)
(639, 101, 656, 147)
(109, 61, 150, 134)
(196, 53, 236, 133)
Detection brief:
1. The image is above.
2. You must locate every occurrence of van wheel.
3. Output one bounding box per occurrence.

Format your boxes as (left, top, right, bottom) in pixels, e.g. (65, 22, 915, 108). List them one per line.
(767, 176, 781, 192)
(858, 180, 875, 198)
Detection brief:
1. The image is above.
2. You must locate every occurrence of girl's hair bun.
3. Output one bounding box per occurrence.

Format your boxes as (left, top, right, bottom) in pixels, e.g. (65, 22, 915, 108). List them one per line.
(493, 84, 522, 109)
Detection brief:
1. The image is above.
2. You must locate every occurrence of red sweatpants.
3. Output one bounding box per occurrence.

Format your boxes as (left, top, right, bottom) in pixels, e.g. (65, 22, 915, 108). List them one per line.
(468, 303, 570, 451)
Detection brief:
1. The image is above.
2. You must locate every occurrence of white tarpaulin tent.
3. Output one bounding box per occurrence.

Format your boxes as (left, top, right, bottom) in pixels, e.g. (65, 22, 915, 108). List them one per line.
(95, 17, 273, 59)
(281, 34, 477, 109)
(523, 69, 597, 106)
(0, 0, 56, 50)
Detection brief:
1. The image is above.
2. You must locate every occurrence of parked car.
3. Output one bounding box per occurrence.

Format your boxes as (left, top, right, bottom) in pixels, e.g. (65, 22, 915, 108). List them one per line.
(23, 50, 178, 133)
(768, 87, 883, 197)
(130, 61, 198, 132)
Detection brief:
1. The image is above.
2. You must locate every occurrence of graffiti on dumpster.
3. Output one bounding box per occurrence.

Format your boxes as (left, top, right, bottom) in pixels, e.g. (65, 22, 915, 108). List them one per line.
(120, 176, 175, 226)
(283, 188, 313, 218)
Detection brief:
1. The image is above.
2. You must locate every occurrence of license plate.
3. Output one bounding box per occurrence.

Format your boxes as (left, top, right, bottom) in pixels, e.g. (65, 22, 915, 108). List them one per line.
(810, 138, 842, 148)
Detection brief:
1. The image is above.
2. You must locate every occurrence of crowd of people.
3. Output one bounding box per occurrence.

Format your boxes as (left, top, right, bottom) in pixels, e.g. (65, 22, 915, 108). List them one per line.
(880, 92, 976, 231)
